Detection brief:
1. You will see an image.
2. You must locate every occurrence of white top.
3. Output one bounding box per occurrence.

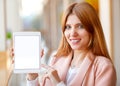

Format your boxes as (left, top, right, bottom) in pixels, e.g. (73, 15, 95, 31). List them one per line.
(27, 67, 80, 86)
(66, 67, 80, 85)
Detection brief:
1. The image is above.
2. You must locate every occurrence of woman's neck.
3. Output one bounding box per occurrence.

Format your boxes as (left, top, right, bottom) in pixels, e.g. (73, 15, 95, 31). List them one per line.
(73, 49, 88, 60)
(70, 49, 89, 68)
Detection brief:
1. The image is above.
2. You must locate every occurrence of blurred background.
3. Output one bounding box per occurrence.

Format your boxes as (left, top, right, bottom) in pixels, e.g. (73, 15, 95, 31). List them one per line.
(0, 0, 120, 86)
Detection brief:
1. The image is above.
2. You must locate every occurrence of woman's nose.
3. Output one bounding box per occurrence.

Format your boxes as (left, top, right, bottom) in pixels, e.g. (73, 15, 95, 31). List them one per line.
(70, 28, 78, 36)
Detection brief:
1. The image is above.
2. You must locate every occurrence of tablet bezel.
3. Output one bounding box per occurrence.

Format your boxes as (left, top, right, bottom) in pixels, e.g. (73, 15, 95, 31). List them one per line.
(13, 32, 41, 73)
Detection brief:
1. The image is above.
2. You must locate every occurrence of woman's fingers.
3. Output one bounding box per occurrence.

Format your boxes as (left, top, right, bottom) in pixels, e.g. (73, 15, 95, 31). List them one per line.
(11, 52, 14, 58)
(41, 64, 61, 84)
(27, 73, 38, 80)
(9, 48, 15, 64)
(40, 64, 57, 77)
(40, 64, 54, 75)
(41, 64, 54, 70)
(9, 48, 14, 57)
(40, 49, 44, 57)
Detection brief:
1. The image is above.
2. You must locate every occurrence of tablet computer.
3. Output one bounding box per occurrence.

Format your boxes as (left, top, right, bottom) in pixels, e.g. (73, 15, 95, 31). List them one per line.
(13, 32, 41, 73)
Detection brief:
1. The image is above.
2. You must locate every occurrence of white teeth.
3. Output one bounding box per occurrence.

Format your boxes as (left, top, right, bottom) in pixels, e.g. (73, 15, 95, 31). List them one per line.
(71, 40, 79, 43)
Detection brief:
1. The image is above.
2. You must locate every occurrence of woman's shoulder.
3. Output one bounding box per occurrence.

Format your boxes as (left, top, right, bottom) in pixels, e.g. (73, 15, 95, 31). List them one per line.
(93, 55, 116, 75)
(92, 56, 117, 85)
(94, 56, 113, 65)
(93, 56, 114, 69)
(95, 56, 112, 64)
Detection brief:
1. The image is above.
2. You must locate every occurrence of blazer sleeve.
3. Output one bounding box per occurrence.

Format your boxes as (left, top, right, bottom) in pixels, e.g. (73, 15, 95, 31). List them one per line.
(95, 60, 117, 86)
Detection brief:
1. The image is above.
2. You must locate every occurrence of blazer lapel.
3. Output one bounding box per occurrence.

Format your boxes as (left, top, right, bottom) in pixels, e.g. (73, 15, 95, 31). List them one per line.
(70, 51, 95, 86)
(53, 52, 73, 81)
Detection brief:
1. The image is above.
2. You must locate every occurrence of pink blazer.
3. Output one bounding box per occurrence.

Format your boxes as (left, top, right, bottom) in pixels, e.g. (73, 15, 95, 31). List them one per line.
(40, 51, 116, 86)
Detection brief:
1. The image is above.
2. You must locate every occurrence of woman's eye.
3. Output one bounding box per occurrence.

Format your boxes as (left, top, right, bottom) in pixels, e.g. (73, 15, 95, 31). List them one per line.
(78, 24, 84, 29)
(65, 25, 71, 29)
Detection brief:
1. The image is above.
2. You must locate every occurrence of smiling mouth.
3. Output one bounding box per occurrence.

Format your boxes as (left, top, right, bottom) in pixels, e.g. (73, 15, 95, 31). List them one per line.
(70, 39, 80, 44)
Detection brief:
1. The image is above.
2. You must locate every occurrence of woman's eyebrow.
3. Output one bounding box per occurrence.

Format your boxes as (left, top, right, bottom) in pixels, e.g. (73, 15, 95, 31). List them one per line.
(65, 23, 70, 26)
(76, 23, 82, 25)
(74, 23, 82, 26)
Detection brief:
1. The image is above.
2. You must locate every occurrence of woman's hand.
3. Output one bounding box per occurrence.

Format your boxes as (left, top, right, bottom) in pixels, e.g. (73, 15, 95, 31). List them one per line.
(9, 48, 14, 64)
(41, 64, 61, 85)
(9, 48, 44, 81)
(26, 73, 39, 81)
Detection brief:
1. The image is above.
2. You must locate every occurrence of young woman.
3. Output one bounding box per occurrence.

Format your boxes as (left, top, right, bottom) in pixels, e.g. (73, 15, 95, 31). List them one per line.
(11, 2, 116, 86)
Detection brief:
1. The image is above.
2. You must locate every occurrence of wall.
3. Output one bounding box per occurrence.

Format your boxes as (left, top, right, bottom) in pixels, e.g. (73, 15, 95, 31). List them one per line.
(6, 0, 22, 32)
(99, 0, 112, 57)
(112, 0, 120, 86)
(0, 0, 6, 51)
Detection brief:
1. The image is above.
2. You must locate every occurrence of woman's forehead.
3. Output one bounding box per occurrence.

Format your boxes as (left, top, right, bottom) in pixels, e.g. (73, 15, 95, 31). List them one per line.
(66, 14, 81, 25)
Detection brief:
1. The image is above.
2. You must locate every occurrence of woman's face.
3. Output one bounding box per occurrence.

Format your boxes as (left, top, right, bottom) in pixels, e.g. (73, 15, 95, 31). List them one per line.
(64, 14, 90, 51)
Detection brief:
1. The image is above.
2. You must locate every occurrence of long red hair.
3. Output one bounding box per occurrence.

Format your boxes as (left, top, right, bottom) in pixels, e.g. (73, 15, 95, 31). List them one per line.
(55, 2, 111, 60)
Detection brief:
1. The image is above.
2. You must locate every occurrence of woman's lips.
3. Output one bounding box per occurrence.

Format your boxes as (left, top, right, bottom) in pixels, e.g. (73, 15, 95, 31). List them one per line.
(70, 39, 80, 44)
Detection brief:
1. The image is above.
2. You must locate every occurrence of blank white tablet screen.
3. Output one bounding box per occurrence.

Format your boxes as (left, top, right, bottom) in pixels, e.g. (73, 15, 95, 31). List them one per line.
(14, 32, 41, 73)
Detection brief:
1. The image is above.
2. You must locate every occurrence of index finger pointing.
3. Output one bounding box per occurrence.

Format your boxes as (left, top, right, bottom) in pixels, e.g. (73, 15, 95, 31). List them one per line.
(40, 64, 54, 70)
